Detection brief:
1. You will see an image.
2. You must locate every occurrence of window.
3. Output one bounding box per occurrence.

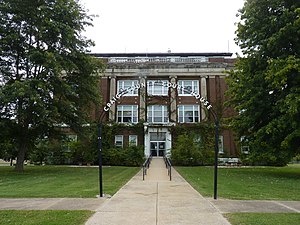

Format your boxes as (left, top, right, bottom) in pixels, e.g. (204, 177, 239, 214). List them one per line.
(178, 105, 200, 123)
(129, 135, 138, 146)
(218, 136, 224, 154)
(67, 134, 77, 142)
(66, 135, 77, 152)
(115, 135, 123, 147)
(178, 80, 199, 96)
(117, 80, 139, 96)
(240, 136, 250, 154)
(147, 80, 168, 96)
(117, 105, 138, 123)
(147, 105, 168, 123)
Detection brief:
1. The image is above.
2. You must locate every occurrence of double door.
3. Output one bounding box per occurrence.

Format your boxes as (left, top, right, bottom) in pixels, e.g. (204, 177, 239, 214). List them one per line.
(150, 132, 166, 157)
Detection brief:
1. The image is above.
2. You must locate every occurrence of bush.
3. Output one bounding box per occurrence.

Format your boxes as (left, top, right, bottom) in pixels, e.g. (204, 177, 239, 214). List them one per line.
(29, 139, 51, 165)
(171, 133, 214, 166)
(102, 145, 144, 166)
(125, 145, 145, 166)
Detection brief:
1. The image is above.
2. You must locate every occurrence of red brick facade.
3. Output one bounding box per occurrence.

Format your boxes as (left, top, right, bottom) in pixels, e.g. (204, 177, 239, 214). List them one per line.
(94, 53, 238, 157)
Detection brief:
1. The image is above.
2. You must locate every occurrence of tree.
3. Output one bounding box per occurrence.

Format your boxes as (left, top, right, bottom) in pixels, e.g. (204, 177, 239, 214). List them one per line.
(0, 0, 103, 171)
(226, 0, 300, 165)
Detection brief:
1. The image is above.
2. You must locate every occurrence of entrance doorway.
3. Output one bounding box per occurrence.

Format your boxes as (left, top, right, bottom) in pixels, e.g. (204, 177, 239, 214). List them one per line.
(150, 132, 166, 157)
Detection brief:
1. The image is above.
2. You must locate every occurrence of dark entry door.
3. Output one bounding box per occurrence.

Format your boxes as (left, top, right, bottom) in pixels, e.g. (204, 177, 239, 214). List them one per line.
(150, 132, 166, 157)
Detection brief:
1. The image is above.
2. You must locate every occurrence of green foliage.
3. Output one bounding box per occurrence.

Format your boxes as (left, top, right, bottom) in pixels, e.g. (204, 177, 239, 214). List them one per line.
(29, 138, 51, 165)
(102, 122, 144, 150)
(103, 145, 144, 167)
(0, 0, 103, 171)
(171, 123, 215, 166)
(171, 134, 202, 166)
(292, 154, 300, 162)
(124, 145, 145, 166)
(226, 0, 300, 166)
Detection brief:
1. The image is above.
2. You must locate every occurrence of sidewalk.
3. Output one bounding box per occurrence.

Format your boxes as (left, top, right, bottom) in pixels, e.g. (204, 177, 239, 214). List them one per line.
(85, 157, 231, 225)
(0, 198, 106, 211)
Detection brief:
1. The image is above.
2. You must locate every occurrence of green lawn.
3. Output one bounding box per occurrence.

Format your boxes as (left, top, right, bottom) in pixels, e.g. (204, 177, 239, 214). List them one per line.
(175, 165, 300, 200)
(0, 210, 93, 225)
(0, 166, 140, 197)
(225, 213, 300, 225)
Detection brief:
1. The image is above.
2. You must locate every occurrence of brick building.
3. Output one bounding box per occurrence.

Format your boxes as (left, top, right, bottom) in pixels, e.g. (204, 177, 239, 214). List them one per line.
(93, 52, 238, 158)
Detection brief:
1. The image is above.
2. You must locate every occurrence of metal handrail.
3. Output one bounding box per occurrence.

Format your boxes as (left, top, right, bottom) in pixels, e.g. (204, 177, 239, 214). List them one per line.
(163, 154, 172, 181)
(142, 155, 152, 180)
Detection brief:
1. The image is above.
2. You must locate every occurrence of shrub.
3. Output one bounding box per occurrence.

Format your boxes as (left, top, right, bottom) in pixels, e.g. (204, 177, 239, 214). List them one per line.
(125, 145, 144, 166)
(102, 145, 144, 166)
(171, 133, 214, 166)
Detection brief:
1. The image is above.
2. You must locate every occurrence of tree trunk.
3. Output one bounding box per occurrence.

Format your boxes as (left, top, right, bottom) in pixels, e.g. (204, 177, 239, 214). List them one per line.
(15, 143, 27, 172)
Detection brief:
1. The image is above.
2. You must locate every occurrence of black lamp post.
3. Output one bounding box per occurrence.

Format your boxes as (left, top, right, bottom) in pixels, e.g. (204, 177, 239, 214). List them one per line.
(210, 109, 219, 200)
(97, 122, 103, 197)
(97, 110, 107, 198)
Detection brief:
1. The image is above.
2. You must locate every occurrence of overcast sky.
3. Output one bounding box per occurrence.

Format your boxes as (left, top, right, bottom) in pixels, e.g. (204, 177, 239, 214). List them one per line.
(81, 0, 245, 57)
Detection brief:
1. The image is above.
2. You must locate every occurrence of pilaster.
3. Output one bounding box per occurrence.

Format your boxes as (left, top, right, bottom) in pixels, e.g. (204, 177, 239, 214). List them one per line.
(170, 76, 177, 122)
(201, 76, 208, 120)
(109, 76, 116, 121)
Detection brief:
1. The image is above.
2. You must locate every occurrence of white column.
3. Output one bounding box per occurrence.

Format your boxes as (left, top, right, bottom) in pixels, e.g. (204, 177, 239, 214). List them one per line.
(201, 76, 207, 120)
(109, 76, 116, 121)
(139, 77, 146, 121)
(170, 76, 177, 122)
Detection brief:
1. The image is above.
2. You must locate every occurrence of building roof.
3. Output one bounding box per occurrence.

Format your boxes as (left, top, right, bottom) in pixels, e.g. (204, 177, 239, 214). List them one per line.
(90, 52, 233, 58)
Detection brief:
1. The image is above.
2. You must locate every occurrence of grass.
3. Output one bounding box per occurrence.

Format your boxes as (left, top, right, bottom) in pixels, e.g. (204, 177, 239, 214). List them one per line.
(0, 210, 93, 225)
(225, 213, 300, 225)
(0, 166, 140, 198)
(175, 165, 300, 200)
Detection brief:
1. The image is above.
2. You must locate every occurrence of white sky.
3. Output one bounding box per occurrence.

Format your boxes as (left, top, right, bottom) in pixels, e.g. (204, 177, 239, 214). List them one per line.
(81, 0, 245, 57)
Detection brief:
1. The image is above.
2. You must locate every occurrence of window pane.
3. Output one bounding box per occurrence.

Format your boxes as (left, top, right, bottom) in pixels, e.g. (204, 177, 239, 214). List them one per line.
(147, 105, 168, 123)
(178, 80, 199, 95)
(178, 105, 200, 123)
(147, 80, 168, 95)
(154, 117, 162, 122)
(117, 80, 138, 96)
(117, 105, 138, 123)
(115, 135, 123, 147)
(129, 135, 137, 146)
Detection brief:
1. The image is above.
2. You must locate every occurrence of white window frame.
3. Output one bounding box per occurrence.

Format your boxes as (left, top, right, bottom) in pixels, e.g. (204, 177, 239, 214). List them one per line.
(66, 134, 78, 152)
(178, 80, 199, 96)
(67, 134, 77, 142)
(117, 105, 138, 123)
(115, 135, 123, 147)
(178, 105, 200, 123)
(147, 105, 169, 123)
(147, 80, 168, 96)
(240, 136, 250, 154)
(117, 80, 139, 96)
(218, 135, 224, 154)
(129, 135, 138, 146)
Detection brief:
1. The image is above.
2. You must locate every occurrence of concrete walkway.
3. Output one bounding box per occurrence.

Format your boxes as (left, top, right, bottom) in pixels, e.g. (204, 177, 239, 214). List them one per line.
(0, 198, 105, 211)
(86, 158, 231, 225)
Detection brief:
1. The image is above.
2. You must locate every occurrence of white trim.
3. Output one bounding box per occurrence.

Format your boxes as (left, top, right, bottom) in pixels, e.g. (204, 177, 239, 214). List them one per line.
(117, 105, 138, 123)
(147, 80, 168, 96)
(219, 135, 224, 154)
(178, 80, 199, 96)
(147, 105, 169, 124)
(178, 105, 200, 123)
(115, 135, 123, 147)
(129, 135, 138, 146)
(117, 80, 139, 96)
